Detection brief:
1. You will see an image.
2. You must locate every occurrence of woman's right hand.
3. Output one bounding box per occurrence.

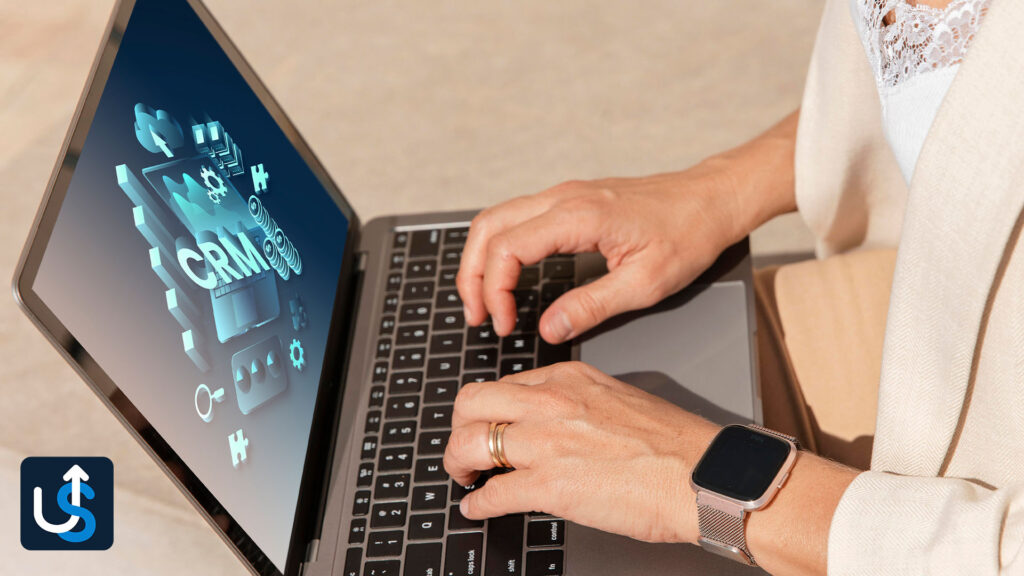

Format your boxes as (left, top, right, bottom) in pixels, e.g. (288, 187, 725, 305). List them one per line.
(456, 167, 747, 344)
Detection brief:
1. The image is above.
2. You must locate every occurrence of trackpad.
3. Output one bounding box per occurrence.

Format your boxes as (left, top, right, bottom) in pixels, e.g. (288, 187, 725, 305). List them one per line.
(577, 281, 757, 425)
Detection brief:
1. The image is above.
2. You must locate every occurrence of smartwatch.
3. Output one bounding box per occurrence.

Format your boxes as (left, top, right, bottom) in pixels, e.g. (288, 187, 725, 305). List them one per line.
(689, 424, 799, 566)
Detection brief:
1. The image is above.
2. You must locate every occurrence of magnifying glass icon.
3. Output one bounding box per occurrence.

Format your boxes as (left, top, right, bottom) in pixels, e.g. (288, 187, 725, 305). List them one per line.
(195, 384, 225, 423)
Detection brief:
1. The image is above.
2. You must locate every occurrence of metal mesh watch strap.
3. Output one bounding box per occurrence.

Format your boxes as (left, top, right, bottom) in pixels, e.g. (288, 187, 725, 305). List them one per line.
(697, 500, 754, 564)
(695, 426, 798, 566)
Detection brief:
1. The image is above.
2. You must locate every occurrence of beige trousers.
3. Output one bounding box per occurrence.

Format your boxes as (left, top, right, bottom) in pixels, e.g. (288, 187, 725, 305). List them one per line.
(754, 249, 897, 470)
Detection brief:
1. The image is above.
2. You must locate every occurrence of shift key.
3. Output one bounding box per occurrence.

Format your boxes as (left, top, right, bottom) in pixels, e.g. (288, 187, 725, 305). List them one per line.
(485, 514, 524, 576)
(444, 532, 483, 576)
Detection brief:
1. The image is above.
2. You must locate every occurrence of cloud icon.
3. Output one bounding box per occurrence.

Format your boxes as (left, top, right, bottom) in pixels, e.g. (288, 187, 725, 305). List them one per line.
(133, 103, 184, 157)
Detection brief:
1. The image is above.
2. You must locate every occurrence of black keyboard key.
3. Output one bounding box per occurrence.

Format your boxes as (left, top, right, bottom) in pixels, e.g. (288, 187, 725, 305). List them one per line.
(512, 312, 537, 334)
(465, 347, 499, 370)
(397, 325, 429, 345)
(526, 550, 563, 576)
(439, 267, 459, 287)
(540, 282, 570, 306)
(412, 484, 448, 510)
(435, 288, 463, 309)
(451, 480, 481, 503)
(513, 289, 539, 311)
(449, 504, 485, 530)
(379, 446, 414, 471)
(415, 458, 449, 482)
(361, 436, 379, 460)
(390, 371, 423, 394)
(393, 348, 426, 369)
(366, 560, 402, 576)
(410, 229, 442, 257)
(374, 474, 411, 499)
(343, 547, 362, 576)
(486, 515, 525, 576)
(500, 358, 534, 377)
(405, 542, 442, 576)
(537, 341, 571, 367)
(394, 231, 409, 249)
(384, 294, 399, 314)
(444, 227, 469, 244)
(409, 513, 445, 540)
(425, 380, 458, 404)
(390, 252, 406, 270)
(517, 267, 540, 288)
(369, 386, 386, 407)
(367, 530, 404, 557)
(502, 335, 535, 355)
(441, 246, 463, 266)
(377, 338, 393, 359)
(382, 421, 417, 445)
(353, 490, 371, 516)
(444, 532, 484, 576)
(381, 316, 397, 335)
(349, 518, 366, 544)
(386, 395, 420, 419)
(373, 362, 389, 383)
(542, 260, 574, 280)
(357, 462, 374, 486)
(421, 405, 453, 430)
(407, 260, 437, 279)
(427, 357, 460, 378)
(433, 310, 465, 331)
(371, 502, 408, 528)
(467, 324, 498, 345)
(418, 431, 449, 455)
(365, 410, 382, 433)
(463, 372, 496, 385)
(400, 303, 433, 323)
(403, 280, 435, 301)
(387, 273, 403, 291)
(431, 333, 463, 354)
(527, 519, 565, 547)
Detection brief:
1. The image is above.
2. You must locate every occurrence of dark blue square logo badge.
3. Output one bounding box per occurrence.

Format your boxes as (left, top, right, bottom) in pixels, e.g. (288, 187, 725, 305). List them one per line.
(20, 457, 113, 550)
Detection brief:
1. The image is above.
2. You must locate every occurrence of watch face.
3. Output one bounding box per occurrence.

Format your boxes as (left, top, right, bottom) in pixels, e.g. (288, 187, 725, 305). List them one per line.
(691, 425, 792, 503)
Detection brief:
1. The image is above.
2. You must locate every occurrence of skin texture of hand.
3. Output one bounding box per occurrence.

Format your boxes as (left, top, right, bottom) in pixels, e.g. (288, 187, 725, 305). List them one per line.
(443, 361, 720, 544)
(457, 170, 742, 343)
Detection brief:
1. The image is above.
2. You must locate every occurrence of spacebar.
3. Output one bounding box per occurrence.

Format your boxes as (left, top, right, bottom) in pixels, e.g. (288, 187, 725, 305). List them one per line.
(485, 514, 524, 576)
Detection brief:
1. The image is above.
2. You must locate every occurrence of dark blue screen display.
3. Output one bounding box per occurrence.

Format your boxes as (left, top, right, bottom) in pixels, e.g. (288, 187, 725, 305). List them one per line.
(33, 0, 349, 568)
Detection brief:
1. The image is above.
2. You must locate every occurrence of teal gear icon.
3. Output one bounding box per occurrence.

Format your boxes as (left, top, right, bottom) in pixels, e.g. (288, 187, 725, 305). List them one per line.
(289, 338, 305, 372)
(200, 165, 227, 204)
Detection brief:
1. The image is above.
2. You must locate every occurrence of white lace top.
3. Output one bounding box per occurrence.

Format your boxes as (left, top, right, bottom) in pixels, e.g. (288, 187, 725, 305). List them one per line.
(850, 0, 989, 184)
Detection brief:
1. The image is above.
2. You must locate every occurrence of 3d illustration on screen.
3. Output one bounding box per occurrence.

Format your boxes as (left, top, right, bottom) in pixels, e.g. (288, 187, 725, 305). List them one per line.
(115, 104, 310, 468)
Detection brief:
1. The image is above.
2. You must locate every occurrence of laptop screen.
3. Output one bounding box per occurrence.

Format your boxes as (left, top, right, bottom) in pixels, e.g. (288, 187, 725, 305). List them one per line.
(30, 0, 349, 569)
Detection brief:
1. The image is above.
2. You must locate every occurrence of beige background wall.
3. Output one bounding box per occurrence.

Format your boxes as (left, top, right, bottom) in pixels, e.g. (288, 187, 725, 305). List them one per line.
(0, 1, 820, 573)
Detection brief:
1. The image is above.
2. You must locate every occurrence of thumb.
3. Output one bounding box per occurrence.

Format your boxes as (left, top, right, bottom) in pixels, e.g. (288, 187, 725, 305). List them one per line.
(539, 263, 661, 344)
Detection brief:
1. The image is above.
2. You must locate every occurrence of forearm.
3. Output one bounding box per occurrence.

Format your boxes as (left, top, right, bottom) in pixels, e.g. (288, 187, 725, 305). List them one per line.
(745, 451, 858, 576)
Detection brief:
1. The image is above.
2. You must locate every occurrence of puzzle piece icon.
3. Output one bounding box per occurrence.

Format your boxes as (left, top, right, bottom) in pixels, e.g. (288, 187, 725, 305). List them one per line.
(251, 163, 269, 194)
(228, 429, 249, 468)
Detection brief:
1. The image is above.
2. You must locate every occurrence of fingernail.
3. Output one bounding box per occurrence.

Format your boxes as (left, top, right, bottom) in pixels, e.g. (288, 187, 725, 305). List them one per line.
(547, 311, 573, 342)
(463, 305, 472, 323)
(459, 497, 471, 517)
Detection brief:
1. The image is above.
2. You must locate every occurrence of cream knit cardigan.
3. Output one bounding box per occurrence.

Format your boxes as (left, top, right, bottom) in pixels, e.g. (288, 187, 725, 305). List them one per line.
(795, 0, 1024, 573)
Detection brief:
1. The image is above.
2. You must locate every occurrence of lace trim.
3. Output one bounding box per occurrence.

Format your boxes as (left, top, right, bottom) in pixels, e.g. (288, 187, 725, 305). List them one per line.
(855, 0, 990, 89)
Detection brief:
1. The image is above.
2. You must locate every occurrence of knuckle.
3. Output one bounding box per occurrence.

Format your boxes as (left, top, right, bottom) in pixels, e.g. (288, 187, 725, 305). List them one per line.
(447, 426, 476, 459)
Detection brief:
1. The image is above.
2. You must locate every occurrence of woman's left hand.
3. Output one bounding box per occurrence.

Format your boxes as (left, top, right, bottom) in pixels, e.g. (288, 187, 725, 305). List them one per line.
(443, 361, 720, 544)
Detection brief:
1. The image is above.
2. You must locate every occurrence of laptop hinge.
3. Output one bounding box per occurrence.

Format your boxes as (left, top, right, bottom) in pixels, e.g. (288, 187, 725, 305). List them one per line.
(356, 251, 368, 272)
(302, 538, 320, 567)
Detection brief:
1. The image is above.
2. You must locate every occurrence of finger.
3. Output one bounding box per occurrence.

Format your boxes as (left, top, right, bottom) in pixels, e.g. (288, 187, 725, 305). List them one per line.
(482, 209, 600, 336)
(539, 262, 661, 343)
(452, 379, 534, 429)
(459, 470, 546, 520)
(459, 197, 553, 327)
(444, 422, 533, 486)
(498, 367, 552, 386)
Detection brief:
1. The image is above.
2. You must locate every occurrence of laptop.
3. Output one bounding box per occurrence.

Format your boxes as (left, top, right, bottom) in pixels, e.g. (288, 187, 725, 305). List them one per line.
(12, 1, 766, 574)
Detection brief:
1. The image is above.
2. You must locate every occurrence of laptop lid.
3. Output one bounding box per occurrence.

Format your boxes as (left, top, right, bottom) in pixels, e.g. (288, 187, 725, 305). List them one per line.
(13, 0, 361, 573)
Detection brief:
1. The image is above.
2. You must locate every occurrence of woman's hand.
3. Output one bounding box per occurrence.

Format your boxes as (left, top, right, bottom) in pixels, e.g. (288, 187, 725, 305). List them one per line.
(456, 169, 744, 343)
(442, 361, 720, 544)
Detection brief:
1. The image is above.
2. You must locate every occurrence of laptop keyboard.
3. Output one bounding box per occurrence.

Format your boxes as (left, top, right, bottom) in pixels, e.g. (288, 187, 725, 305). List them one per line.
(343, 226, 573, 576)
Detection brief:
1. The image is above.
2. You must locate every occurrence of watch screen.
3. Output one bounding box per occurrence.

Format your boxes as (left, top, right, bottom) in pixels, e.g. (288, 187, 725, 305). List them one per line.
(691, 425, 792, 502)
